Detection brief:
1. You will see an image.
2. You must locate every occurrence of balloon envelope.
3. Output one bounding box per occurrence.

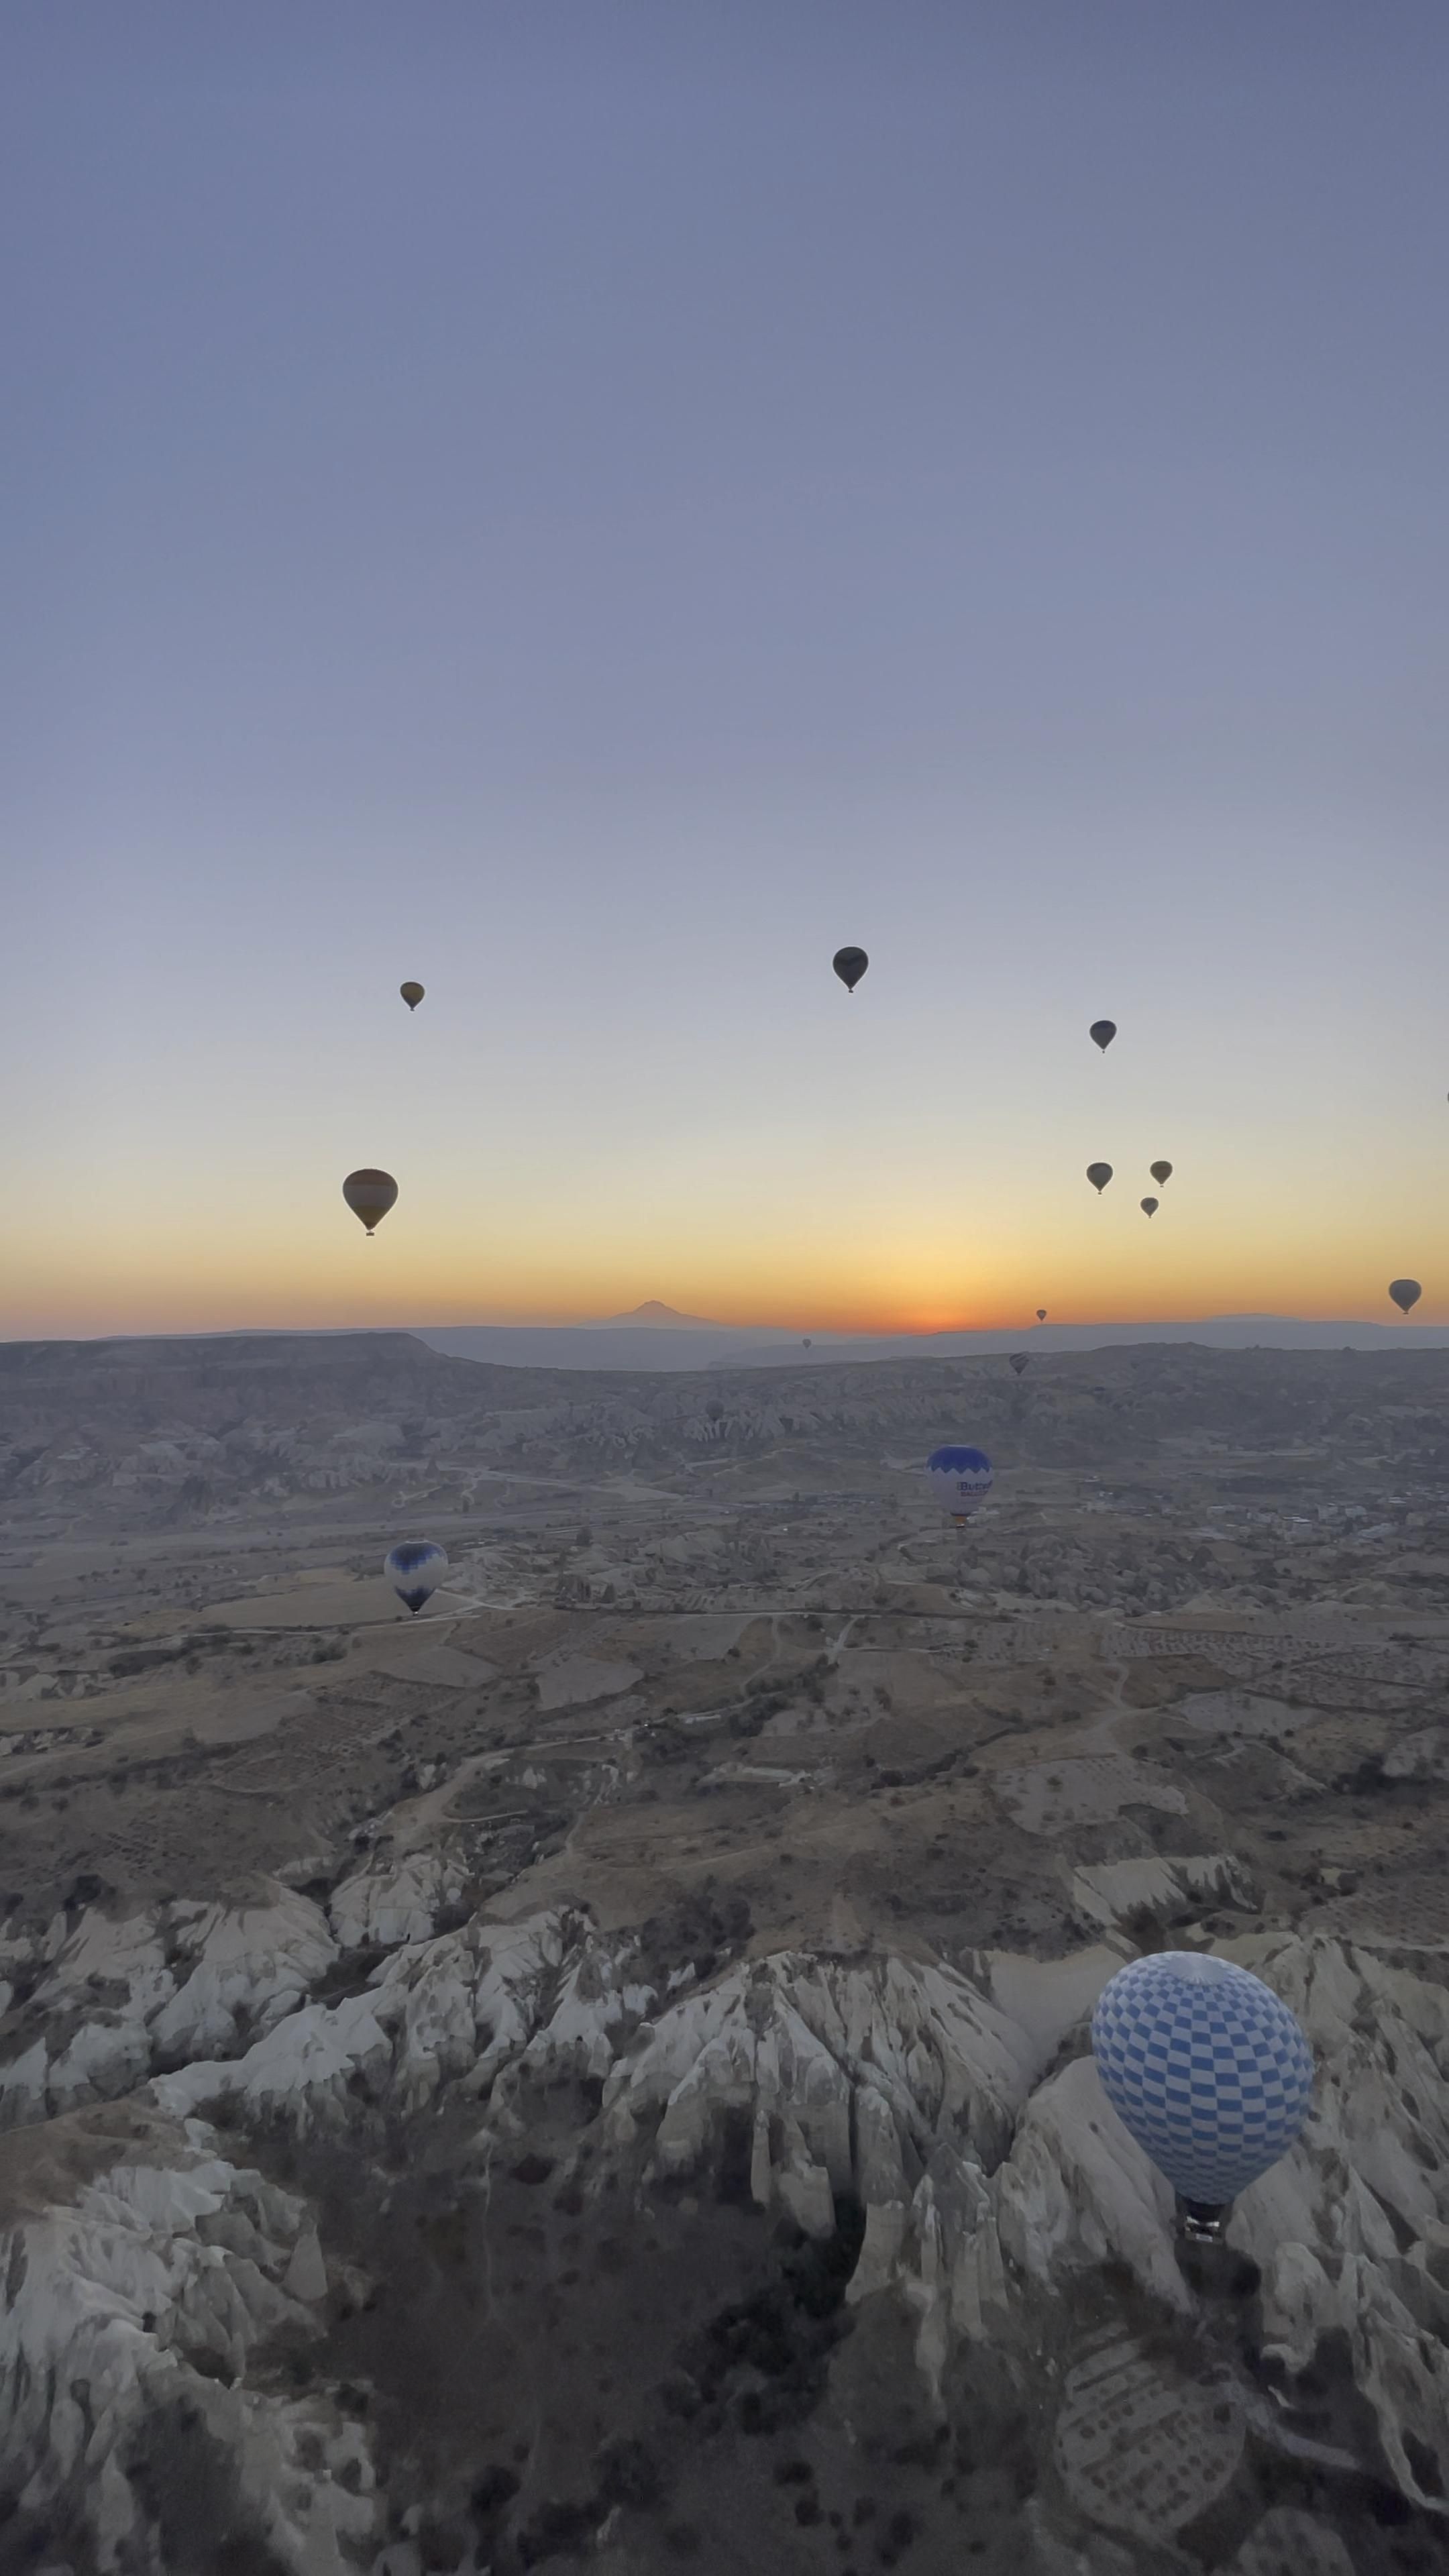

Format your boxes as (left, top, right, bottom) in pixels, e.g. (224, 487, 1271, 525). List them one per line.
(1009, 1354, 1029, 1377)
(384, 1539, 449, 1614)
(1388, 1279, 1421, 1316)
(926, 1445, 993, 1519)
(802, 1338, 812, 1348)
(1087, 1163, 1112, 1194)
(833, 946, 868, 992)
(1036, 1309, 1047, 1322)
(400, 981, 425, 1011)
(1149, 1160, 1173, 1186)
(1140, 1197, 1159, 1217)
(343, 1170, 398, 1236)
(1092, 1952, 1313, 2208)
(1089, 1020, 1116, 1052)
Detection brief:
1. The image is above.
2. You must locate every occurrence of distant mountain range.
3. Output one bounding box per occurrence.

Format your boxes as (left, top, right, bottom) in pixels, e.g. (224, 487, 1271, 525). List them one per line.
(7, 1311, 1445, 1375)
(596, 1301, 724, 1328)
(410, 1311, 1449, 1373)
(415, 1313, 795, 1372)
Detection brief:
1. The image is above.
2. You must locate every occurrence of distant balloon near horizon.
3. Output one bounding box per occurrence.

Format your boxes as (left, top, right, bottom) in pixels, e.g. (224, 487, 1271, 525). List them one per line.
(833, 946, 869, 993)
(1140, 1197, 1159, 1218)
(802, 1337, 812, 1348)
(1036, 1309, 1047, 1323)
(1149, 1160, 1173, 1187)
(342, 1170, 398, 1237)
(1009, 1353, 1029, 1377)
(1388, 1279, 1422, 1316)
(1087, 1163, 1112, 1194)
(925, 1444, 993, 1525)
(1089, 1020, 1116, 1053)
(1092, 1952, 1313, 2214)
(399, 981, 425, 1012)
(384, 1539, 448, 1615)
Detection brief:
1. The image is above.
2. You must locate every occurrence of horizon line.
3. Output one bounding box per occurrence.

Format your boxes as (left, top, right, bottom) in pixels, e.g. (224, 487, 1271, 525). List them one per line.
(5, 1310, 1448, 1350)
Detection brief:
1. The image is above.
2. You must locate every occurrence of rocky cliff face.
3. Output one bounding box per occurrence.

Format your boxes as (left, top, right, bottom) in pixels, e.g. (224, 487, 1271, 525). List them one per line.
(2, 1865, 1445, 2572)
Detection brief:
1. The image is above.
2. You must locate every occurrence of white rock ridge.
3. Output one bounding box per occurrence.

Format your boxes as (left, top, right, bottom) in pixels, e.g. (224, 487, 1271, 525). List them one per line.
(1, 1885, 338, 2131)
(0, 2102, 376, 2575)
(8, 1877, 1448, 2540)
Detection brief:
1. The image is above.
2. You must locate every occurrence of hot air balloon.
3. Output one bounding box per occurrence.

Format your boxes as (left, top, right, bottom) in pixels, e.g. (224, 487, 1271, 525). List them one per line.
(802, 1338, 812, 1348)
(926, 1445, 993, 1525)
(1150, 1160, 1173, 1187)
(1089, 1020, 1116, 1053)
(384, 1540, 449, 1615)
(342, 1171, 398, 1236)
(1087, 1164, 1112, 1195)
(1036, 1309, 1047, 1324)
(1091, 1952, 1313, 2229)
(1389, 1279, 1421, 1316)
(1140, 1197, 1159, 1218)
(400, 981, 425, 1012)
(833, 947, 869, 993)
(1009, 1354, 1030, 1377)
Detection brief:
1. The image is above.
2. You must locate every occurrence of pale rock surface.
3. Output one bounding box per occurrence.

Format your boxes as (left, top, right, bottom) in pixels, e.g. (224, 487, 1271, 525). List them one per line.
(329, 1851, 463, 1952)
(35, 1907, 173, 2023)
(1067, 1853, 1254, 1933)
(0, 2039, 50, 2128)
(1210, 1933, 1449, 2514)
(47, 2015, 154, 2114)
(994, 2057, 1191, 2315)
(2, 1888, 339, 2131)
(154, 1989, 396, 2131)
(149, 1885, 337, 2061)
(0, 2104, 376, 2573)
(9, 1888, 1445, 2534)
(1383, 1722, 1449, 1782)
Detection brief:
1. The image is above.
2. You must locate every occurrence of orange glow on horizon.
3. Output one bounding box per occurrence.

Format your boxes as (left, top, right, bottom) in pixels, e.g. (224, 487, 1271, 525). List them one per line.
(5, 1267, 1448, 1343)
(6, 1115, 1447, 1343)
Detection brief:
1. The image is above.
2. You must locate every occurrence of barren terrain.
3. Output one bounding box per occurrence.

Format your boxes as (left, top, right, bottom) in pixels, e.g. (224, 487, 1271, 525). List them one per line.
(2, 1334, 1448, 2574)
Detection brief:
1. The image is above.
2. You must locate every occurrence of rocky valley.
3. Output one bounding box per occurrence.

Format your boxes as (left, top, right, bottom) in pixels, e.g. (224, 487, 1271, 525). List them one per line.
(2, 1332, 1448, 2575)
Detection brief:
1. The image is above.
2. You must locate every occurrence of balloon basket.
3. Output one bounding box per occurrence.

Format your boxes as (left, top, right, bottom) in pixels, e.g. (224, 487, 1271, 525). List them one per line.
(1176, 2196, 1228, 2244)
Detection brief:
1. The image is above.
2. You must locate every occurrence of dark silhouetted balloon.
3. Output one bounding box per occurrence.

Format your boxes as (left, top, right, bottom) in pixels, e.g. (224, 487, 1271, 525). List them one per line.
(1010, 1353, 1030, 1377)
(802, 1338, 812, 1348)
(1089, 1020, 1116, 1052)
(1389, 1279, 1421, 1316)
(1150, 1160, 1172, 1187)
(384, 1540, 448, 1614)
(1036, 1308, 1047, 1322)
(343, 1171, 398, 1237)
(1140, 1197, 1159, 1218)
(400, 982, 425, 1012)
(833, 947, 869, 992)
(1087, 1163, 1112, 1194)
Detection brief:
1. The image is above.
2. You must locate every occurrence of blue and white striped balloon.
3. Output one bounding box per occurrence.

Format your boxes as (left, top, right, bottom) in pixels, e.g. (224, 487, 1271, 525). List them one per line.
(1092, 1951, 1313, 2207)
(925, 1445, 993, 1518)
(384, 1540, 449, 1615)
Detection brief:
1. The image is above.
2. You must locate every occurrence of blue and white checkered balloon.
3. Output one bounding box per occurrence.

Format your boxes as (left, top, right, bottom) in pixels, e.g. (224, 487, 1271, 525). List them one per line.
(1091, 1952, 1313, 2206)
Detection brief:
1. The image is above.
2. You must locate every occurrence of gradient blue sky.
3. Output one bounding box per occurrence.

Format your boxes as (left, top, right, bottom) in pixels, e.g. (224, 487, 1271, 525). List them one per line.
(4, 3, 1447, 1337)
